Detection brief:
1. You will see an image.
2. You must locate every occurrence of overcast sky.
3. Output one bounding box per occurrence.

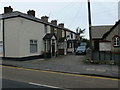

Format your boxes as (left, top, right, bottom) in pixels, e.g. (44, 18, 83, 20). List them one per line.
(0, 0, 119, 39)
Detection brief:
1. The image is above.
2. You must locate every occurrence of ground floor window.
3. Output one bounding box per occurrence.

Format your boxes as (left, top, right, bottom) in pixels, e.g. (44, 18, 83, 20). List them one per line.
(30, 40, 38, 53)
(67, 42, 73, 48)
(44, 40, 51, 52)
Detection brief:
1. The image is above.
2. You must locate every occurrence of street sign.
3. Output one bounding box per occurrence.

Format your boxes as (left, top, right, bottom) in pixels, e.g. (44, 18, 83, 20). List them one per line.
(99, 42, 111, 51)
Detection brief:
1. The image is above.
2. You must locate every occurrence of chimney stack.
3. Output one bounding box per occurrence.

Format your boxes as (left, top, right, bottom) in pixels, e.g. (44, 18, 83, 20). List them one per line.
(4, 6, 13, 13)
(58, 23, 64, 28)
(27, 10, 35, 17)
(51, 20, 57, 25)
(41, 16, 49, 22)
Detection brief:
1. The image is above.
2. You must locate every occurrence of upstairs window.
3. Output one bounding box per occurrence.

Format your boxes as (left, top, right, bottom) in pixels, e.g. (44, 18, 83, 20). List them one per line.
(44, 25, 47, 33)
(113, 36, 120, 47)
(71, 33, 73, 38)
(54, 28, 57, 34)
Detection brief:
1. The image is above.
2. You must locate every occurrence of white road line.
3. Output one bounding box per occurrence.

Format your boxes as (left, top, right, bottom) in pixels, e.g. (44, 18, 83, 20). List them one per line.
(96, 69, 106, 72)
(86, 68, 95, 71)
(29, 82, 61, 89)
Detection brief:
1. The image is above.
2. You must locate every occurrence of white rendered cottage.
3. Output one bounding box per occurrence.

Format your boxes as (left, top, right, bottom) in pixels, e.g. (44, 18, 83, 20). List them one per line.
(0, 6, 78, 60)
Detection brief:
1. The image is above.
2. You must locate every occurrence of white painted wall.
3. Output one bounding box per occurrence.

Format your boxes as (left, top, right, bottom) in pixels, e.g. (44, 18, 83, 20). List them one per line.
(0, 19, 3, 56)
(73, 33, 76, 39)
(0, 19, 3, 41)
(47, 25, 51, 33)
(4, 17, 46, 58)
(66, 31, 70, 37)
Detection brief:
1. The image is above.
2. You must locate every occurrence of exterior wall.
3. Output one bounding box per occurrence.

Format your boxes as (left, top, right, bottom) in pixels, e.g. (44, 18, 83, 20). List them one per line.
(50, 26, 54, 33)
(105, 24, 120, 53)
(4, 17, 45, 58)
(66, 31, 71, 40)
(0, 19, 3, 56)
(73, 33, 76, 39)
(92, 40, 95, 49)
(47, 25, 51, 33)
(57, 28, 62, 40)
(118, 1, 120, 20)
(0, 19, 3, 41)
(62, 30, 65, 37)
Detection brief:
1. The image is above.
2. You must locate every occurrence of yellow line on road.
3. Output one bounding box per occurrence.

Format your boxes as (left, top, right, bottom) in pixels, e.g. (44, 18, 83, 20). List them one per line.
(1, 65, 120, 81)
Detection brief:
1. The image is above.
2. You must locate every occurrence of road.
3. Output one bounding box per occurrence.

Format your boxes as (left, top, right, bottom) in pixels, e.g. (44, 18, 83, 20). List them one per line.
(2, 65, 119, 89)
(2, 78, 49, 88)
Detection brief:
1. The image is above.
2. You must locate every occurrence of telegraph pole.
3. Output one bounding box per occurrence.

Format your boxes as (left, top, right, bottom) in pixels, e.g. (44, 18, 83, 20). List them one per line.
(88, 0, 92, 48)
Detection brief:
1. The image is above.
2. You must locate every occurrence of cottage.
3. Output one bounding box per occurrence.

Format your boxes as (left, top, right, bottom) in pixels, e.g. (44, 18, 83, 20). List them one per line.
(0, 6, 78, 59)
(91, 20, 120, 63)
(91, 25, 113, 50)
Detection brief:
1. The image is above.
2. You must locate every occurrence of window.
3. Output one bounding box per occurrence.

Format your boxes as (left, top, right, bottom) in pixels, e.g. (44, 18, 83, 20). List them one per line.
(113, 36, 120, 47)
(47, 40, 51, 52)
(67, 42, 72, 48)
(44, 40, 51, 52)
(71, 33, 73, 38)
(54, 28, 57, 34)
(44, 40, 47, 52)
(30, 40, 38, 53)
(44, 25, 47, 33)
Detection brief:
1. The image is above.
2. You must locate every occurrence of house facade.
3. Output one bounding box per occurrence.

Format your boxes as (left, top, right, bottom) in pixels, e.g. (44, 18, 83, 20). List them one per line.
(91, 20, 120, 63)
(101, 20, 120, 54)
(91, 25, 113, 50)
(91, 21, 120, 54)
(0, 6, 78, 59)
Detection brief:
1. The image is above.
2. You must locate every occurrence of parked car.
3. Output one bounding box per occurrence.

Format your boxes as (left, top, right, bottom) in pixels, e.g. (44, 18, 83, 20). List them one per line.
(75, 46, 86, 55)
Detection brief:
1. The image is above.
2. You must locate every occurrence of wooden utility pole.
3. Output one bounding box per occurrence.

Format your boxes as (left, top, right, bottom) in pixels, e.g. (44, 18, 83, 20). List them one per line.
(88, 0, 92, 48)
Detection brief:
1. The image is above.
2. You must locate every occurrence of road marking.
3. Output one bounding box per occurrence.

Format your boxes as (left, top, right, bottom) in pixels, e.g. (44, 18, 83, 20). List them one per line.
(2, 65, 120, 81)
(96, 69, 106, 72)
(86, 68, 106, 72)
(86, 68, 95, 71)
(29, 82, 61, 89)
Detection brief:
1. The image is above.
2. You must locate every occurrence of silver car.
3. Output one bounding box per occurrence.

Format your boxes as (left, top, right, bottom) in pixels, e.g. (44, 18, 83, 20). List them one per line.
(75, 46, 86, 55)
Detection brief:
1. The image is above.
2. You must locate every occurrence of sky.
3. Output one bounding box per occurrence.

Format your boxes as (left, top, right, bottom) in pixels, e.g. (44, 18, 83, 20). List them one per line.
(0, 0, 119, 39)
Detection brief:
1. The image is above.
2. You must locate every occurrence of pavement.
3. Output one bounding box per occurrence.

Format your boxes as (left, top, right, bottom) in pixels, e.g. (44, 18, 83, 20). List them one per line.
(1, 54, 119, 78)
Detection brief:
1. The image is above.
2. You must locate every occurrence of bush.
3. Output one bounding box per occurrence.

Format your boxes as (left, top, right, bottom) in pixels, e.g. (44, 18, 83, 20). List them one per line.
(83, 57, 115, 65)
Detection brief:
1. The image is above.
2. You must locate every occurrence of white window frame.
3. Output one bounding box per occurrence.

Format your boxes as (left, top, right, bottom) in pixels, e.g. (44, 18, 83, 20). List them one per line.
(30, 40, 38, 53)
(113, 36, 120, 47)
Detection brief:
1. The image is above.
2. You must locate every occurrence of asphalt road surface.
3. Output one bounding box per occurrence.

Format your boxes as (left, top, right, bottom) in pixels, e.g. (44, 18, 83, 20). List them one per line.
(2, 78, 62, 89)
(2, 78, 46, 88)
(2, 65, 119, 89)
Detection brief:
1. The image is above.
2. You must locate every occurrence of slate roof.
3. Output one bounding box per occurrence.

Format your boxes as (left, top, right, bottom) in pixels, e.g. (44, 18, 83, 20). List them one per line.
(91, 25, 113, 39)
(43, 33, 57, 40)
(0, 11, 76, 34)
(102, 20, 120, 39)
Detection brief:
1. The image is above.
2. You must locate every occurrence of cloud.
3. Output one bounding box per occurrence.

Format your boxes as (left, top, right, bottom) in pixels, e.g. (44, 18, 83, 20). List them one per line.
(0, 0, 119, 2)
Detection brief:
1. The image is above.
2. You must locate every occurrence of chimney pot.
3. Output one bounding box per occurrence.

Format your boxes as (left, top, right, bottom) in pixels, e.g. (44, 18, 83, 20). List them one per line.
(27, 10, 35, 17)
(4, 6, 13, 13)
(51, 20, 57, 25)
(41, 16, 49, 22)
(58, 23, 64, 28)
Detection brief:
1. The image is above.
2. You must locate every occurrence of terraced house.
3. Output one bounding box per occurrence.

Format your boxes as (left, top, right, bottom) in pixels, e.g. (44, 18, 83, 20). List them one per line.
(0, 6, 79, 60)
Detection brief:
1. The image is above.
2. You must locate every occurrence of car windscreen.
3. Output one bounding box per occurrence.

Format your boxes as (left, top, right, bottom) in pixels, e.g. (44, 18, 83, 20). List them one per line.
(77, 46, 86, 50)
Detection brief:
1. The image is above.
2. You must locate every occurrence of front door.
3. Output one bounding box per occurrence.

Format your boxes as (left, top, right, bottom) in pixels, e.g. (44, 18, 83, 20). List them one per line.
(52, 44, 55, 56)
